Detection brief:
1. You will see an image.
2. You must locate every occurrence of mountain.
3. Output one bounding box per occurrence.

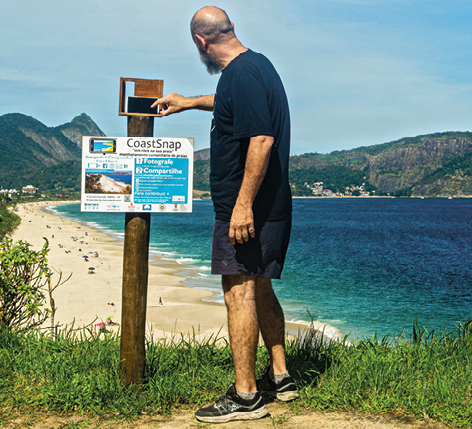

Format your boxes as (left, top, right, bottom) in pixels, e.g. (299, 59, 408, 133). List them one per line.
(1, 112, 470, 197)
(193, 132, 472, 197)
(56, 113, 105, 147)
(194, 148, 210, 161)
(288, 132, 472, 197)
(0, 113, 104, 191)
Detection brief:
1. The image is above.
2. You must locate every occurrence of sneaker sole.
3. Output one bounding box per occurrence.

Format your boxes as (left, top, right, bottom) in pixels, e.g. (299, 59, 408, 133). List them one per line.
(195, 405, 269, 423)
(264, 390, 299, 402)
(276, 390, 299, 402)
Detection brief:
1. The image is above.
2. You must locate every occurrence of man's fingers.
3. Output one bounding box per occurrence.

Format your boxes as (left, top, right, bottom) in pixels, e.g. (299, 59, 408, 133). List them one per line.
(234, 228, 243, 244)
(241, 227, 249, 242)
(229, 227, 236, 245)
(150, 98, 170, 115)
(229, 216, 255, 245)
(229, 225, 243, 244)
(150, 98, 164, 108)
(229, 230, 243, 244)
(229, 225, 254, 244)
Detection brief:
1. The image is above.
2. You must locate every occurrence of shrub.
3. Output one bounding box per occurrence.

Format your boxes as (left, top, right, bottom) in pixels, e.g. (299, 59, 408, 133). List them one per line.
(0, 204, 21, 239)
(0, 238, 51, 331)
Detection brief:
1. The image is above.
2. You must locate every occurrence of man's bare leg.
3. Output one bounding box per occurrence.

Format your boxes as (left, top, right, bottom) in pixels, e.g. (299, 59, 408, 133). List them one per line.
(255, 278, 287, 375)
(222, 274, 259, 393)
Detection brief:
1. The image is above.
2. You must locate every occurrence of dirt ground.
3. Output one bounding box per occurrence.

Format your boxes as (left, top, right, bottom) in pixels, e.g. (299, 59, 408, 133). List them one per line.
(3, 403, 451, 429)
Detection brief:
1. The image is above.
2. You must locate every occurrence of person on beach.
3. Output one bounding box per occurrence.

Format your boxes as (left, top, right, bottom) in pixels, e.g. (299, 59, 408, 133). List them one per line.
(152, 6, 297, 423)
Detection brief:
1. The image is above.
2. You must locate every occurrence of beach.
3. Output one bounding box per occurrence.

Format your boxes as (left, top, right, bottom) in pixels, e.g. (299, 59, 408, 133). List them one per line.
(10, 201, 332, 341)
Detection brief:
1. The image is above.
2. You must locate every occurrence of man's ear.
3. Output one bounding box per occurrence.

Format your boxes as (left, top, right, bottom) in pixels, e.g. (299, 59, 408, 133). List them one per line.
(195, 34, 208, 51)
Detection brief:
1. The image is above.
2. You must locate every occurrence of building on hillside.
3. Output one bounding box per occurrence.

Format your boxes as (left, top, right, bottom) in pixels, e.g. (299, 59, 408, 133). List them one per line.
(303, 181, 324, 196)
(22, 185, 38, 194)
(312, 182, 323, 196)
(0, 188, 19, 199)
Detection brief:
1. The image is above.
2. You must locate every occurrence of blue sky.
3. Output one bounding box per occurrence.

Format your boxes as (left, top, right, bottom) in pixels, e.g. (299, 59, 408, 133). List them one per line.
(1, 0, 471, 154)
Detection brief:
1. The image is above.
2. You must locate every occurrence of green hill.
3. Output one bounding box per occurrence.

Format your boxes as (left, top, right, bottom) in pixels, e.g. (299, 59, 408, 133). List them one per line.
(193, 132, 472, 197)
(1, 112, 470, 197)
(0, 113, 104, 191)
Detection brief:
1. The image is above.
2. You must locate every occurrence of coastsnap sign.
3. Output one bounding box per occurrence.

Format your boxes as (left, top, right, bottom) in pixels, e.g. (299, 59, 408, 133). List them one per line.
(81, 136, 193, 213)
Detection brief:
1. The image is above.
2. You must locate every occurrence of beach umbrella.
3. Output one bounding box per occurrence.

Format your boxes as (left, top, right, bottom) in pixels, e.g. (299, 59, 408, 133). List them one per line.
(88, 267, 95, 270)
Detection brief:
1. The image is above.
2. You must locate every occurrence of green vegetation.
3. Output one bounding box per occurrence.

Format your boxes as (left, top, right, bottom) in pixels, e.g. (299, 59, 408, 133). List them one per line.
(417, 151, 472, 187)
(0, 204, 20, 239)
(392, 187, 413, 197)
(0, 112, 103, 192)
(302, 320, 472, 426)
(0, 114, 81, 180)
(193, 159, 211, 192)
(0, 160, 82, 192)
(1, 112, 471, 197)
(0, 238, 53, 332)
(289, 165, 371, 194)
(84, 174, 102, 193)
(288, 131, 472, 197)
(0, 319, 471, 427)
(359, 131, 472, 155)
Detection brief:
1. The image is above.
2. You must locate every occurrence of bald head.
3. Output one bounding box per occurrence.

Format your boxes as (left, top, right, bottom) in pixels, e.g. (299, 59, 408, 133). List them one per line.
(190, 6, 234, 44)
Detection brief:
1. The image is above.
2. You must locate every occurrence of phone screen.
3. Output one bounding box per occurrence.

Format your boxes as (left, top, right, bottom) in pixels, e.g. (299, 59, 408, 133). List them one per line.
(89, 138, 116, 154)
(126, 96, 159, 115)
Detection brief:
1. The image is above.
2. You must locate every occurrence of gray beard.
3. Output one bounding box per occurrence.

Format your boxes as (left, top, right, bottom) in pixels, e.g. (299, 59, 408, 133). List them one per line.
(198, 48, 221, 75)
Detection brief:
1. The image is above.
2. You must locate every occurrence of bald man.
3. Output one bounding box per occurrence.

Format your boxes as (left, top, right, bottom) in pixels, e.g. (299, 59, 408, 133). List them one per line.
(153, 6, 298, 423)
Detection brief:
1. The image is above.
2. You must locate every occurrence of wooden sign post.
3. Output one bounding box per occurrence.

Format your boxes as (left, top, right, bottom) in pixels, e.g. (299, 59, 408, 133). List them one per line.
(119, 78, 163, 385)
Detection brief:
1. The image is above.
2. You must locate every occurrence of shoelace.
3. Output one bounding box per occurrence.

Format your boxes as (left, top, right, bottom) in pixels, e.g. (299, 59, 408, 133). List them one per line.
(214, 391, 230, 409)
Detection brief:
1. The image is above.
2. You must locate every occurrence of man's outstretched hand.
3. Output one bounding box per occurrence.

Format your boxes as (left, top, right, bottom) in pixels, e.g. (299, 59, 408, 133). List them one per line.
(151, 93, 189, 116)
(151, 93, 215, 116)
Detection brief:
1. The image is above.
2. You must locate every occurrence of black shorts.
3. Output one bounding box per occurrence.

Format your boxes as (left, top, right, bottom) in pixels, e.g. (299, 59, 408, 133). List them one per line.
(211, 216, 291, 279)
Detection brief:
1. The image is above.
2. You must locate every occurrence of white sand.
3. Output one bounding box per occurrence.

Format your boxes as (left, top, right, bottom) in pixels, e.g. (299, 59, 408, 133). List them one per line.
(98, 175, 129, 193)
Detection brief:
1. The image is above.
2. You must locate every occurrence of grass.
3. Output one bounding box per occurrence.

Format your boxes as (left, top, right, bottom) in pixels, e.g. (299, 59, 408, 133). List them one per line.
(0, 319, 471, 427)
(301, 318, 472, 427)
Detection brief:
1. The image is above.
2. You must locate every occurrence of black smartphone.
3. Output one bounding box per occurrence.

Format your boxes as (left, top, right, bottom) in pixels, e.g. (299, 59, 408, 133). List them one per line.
(89, 138, 117, 154)
(126, 96, 160, 115)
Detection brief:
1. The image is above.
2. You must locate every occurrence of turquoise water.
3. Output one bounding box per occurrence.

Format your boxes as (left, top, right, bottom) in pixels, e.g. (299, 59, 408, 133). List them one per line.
(50, 198, 472, 339)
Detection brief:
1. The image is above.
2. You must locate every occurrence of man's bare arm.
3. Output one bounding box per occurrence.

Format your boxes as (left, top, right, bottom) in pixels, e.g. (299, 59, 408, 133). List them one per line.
(151, 93, 214, 116)
(229, 135, 274, 245)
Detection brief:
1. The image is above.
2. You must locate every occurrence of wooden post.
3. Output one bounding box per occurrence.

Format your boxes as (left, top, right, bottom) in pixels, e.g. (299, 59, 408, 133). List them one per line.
(119, 115, 154, 385)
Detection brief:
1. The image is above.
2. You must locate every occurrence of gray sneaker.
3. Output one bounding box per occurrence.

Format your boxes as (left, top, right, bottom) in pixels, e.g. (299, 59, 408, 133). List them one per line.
(195, 383, 269, 423)
(256, 370, 299, 402)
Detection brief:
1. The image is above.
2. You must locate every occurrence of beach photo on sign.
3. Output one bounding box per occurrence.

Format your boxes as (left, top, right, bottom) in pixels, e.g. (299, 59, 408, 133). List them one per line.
(84, 170, 132, 194)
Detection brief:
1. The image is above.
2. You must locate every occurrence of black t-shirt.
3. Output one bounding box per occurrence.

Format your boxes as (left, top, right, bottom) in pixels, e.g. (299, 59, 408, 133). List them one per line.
(210, 49, 292, 222)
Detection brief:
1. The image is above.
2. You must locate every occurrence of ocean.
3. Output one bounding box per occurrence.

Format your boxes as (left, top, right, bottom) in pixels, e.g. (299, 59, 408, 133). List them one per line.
(49, 198, 472, 340)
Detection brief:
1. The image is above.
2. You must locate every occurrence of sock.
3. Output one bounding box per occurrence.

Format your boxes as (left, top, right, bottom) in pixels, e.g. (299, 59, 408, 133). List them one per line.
(237, 391, 257, 400)
(269, 370, 289, 383)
